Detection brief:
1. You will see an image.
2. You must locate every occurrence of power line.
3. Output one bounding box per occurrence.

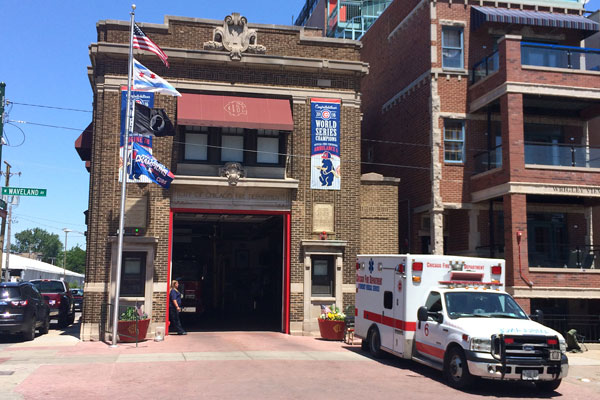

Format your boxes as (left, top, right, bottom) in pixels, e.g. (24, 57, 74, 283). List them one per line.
(6, 101, 92, 113)
(6, 119, 83, 131)
(14, 213, 86, 228)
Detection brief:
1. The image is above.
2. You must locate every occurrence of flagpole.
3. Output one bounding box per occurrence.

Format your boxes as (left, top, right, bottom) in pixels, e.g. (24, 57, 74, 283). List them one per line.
(111, 4, 136, 348)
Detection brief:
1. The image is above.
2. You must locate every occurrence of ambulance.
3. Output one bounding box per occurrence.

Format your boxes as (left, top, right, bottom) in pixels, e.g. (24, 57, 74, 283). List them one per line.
(355, 254, 568, 391)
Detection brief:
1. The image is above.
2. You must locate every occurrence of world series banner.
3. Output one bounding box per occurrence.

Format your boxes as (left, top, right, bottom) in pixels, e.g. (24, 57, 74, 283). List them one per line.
(311, 98, 341, 190)
(120, 89, 154, 183)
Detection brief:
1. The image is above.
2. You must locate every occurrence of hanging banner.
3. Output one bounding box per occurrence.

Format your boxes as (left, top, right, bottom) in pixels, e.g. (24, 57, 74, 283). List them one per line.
(310, 98, 341, 190)
(120, 89, 155, 183)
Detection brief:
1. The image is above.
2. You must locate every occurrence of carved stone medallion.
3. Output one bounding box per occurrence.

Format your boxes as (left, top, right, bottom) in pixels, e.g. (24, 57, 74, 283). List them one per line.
(220, 162, 246, 186)
(204, 13, 266, 61)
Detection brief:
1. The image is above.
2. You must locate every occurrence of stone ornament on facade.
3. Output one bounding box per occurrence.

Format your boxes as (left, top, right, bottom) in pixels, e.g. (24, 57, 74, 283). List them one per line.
(203, 13, 266, 61)
(220, 162, 246, 186)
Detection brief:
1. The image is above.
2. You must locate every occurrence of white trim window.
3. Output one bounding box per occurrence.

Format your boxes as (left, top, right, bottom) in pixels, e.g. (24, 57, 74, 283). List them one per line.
(444, 120, 465, 163)
(442, 26, 464, 69)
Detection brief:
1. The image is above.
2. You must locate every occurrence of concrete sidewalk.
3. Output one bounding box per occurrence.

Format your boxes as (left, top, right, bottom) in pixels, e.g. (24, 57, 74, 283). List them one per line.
(2, 321, 600, 400)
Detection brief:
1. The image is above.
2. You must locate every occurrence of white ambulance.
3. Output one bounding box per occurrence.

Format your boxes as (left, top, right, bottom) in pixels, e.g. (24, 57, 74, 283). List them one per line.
(355, 254, 568, 391)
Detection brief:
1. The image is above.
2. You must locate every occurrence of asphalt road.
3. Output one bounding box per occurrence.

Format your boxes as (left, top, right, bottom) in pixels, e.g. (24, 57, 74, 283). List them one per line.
(1, 316, 599, 400)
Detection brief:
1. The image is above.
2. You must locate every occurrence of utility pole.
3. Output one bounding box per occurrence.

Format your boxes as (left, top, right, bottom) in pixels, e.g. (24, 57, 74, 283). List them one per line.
(1, 162, 10, 282)
(5, 202, 12, 281)
(0, 82, 5, 167)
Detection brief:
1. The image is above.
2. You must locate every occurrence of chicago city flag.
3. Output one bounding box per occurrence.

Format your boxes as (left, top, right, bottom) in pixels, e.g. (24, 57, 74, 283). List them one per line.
(133, 59, 181, 97)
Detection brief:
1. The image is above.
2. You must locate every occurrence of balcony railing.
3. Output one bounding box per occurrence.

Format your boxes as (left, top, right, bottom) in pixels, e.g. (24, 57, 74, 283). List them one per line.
(472, 50, 499, 83)
(521, 42, 600, 71)
(525, 141, 600, 168)
(473, 145, 502, 174)
(529, 244, 600, 269)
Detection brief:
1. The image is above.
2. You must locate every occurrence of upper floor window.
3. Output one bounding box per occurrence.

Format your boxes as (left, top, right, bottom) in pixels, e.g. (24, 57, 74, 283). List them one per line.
(184, 126, 208, 161)
(442, 27, 464, 69)
(181, 126, 286, 167)
(444, 120, 465, 163)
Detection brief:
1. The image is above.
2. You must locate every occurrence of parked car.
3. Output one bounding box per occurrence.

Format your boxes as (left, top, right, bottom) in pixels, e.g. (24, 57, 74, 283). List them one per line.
(70, 289, 83, 311)
(31, 279, 75, 327)
(0, 281, 50, 341)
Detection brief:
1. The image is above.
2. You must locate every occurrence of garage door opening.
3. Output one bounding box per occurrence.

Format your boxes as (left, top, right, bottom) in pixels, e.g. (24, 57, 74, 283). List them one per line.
(172, 212, 284, 332)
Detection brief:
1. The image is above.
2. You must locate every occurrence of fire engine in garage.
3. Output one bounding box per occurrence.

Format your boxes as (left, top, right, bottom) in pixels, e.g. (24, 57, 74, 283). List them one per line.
(355, 254, 568, 392)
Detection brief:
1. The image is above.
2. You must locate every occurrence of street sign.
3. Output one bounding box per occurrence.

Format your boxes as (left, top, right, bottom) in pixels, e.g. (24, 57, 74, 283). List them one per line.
(1, 187, 47, 197)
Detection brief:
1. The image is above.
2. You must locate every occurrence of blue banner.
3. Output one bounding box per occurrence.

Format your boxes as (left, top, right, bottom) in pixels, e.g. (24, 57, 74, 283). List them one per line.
(120, 90, 154, 183)
(132, 143, 174, 189)
(311, 99, 341, 190)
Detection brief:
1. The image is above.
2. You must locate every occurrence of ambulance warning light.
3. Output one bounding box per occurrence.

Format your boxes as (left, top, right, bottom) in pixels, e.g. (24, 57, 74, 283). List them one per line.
(491, 265, 502, 275)
(412, 262, 423, 271)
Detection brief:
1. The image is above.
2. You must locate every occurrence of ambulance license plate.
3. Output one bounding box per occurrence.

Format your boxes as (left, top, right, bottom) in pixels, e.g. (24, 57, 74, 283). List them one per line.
(522, 370, 539, 380)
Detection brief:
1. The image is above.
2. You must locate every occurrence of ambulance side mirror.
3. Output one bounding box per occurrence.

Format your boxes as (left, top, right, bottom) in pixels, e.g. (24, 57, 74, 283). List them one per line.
(529, 309, 544, 323)
(417, 306, 429, 322)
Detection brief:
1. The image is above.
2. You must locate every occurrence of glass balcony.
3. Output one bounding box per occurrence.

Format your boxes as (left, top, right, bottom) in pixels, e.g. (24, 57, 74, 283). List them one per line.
(473, 145, 502, 174)
(327, 0, 391, 40)
(472, 51, 499, 83)
(521, 42, 600, 71)
(524, 142, 600, 168)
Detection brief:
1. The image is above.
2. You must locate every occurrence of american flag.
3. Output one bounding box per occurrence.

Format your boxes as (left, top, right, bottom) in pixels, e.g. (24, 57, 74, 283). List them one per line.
(133, 24, 169, 67)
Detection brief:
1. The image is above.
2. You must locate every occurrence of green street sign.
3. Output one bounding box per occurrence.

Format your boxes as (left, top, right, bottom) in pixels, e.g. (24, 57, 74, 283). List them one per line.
(1, 187, 47, 197)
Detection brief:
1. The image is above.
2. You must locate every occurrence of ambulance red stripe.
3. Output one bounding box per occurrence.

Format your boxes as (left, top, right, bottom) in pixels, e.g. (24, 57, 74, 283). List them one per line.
(362, 310, 416, 331)
(415, 341, 445, 359)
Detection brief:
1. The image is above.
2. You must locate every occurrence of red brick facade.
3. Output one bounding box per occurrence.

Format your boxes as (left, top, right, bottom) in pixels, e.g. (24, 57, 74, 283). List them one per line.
(361, 0, 600, 322)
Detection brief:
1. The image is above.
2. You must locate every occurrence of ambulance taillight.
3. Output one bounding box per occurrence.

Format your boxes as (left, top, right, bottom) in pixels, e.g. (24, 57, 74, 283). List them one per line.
(356, 261, 360, 270)
(491, 265, 502, 275)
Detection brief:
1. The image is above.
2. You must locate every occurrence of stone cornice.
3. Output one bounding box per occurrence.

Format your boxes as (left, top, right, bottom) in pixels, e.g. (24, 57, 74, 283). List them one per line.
(471, 181, 600, 202)
(89, 42, 368, 75)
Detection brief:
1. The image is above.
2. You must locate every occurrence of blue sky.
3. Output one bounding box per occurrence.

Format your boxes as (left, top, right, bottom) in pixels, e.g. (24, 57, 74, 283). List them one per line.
(0, 0, 307, 252)
(0, 0, 598, 253)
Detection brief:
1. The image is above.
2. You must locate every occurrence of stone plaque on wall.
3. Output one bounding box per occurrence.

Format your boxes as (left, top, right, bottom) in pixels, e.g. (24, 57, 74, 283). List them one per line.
(313, 203, 334, 233)
(125, 196, 148, 228)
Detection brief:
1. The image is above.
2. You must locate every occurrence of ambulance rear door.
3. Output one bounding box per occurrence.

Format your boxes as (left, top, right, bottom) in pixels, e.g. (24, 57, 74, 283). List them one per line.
(392, 259, 408, 355)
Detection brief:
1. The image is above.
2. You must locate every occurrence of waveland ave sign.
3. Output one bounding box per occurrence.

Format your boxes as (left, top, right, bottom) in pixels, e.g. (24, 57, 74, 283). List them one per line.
(2, 187, 47, 197)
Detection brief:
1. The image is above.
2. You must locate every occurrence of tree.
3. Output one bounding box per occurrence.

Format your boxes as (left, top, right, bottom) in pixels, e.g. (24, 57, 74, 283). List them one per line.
(12, 228, 62, 264)
(64, 245, 86, 274)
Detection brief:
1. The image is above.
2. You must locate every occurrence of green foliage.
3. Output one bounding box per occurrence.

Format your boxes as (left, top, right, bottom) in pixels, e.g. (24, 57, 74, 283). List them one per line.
(319, 304, 346, 321)
(65, 245, 86, 274)
(119, 306, 148, 321)
(12, 228, 61, 263)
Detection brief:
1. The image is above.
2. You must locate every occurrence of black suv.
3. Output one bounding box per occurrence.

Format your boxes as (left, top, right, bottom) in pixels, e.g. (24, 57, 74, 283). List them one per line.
(0, 281, 50, 341)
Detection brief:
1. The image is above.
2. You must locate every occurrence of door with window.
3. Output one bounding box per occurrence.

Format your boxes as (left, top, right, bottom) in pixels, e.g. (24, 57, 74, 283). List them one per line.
(120, 252, 147, 297)
(311, 256, 334, 297)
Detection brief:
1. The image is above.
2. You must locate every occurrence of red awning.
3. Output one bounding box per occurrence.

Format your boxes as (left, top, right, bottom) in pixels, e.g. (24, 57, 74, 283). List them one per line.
(177, 93, 294, 131)
(75, 122, 93, 162)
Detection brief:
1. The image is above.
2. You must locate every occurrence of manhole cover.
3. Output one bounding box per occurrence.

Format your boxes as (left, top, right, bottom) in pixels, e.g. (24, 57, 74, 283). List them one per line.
(0, 371, 15, 375)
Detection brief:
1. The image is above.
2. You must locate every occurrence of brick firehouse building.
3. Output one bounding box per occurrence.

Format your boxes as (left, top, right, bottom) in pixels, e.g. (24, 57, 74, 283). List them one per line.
(75, 13, 405, 341)
(360, 0, 600, 335)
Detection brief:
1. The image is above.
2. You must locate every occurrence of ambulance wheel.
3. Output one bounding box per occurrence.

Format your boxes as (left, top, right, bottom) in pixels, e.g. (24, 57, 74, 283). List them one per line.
(368, 327, 384, 358)
(535, 379, 562, 393)
(361, 339, 369, 351)
(444, 347, 474, 389)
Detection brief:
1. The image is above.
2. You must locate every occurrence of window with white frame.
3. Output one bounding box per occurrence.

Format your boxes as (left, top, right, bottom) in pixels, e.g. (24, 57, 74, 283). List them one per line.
(444, 120, 465, 163)
(184, 126, 208, 161)
(442, 26, 464, 69)
(257, 129, 280, 164)
(221, 127, 244, 162)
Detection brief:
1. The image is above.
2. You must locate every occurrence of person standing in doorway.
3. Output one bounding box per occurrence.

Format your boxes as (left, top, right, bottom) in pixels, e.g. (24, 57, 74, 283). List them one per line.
(169, 280, 187, 335)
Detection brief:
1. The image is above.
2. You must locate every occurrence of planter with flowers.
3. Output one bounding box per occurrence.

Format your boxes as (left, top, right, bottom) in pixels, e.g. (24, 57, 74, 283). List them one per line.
(318, 304, 346, 341)
(117, 306, 150, 343)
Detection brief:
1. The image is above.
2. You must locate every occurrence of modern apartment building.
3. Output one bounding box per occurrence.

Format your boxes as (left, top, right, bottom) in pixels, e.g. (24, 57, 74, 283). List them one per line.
(360, 0, 600, 338)
(295, 0, 392, 39)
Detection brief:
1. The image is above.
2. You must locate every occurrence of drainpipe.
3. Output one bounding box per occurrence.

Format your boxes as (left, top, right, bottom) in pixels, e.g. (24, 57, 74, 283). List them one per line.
(516, 231, 533, 287)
